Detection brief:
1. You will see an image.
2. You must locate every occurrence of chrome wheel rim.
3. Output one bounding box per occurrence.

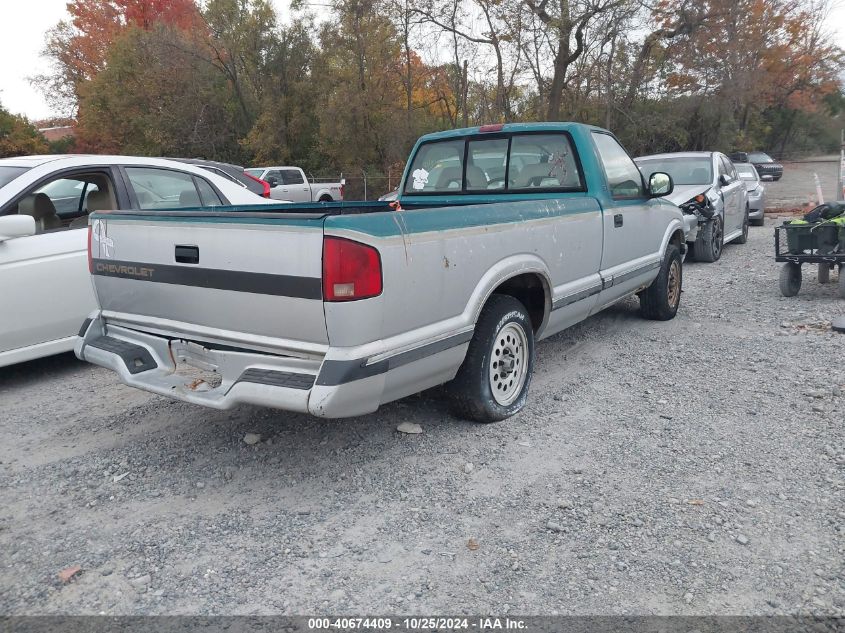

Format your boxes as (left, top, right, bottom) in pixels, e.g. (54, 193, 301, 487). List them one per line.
(489, 322, 529, 406)
(667, 259, 681, 308)
(712, 218, 723, 258)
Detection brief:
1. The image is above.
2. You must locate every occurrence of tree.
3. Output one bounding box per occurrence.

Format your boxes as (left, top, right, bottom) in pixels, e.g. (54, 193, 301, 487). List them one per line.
(0, 104, 49, 158)
(37, 0, 201, 114)
(75, 25, 242, 159)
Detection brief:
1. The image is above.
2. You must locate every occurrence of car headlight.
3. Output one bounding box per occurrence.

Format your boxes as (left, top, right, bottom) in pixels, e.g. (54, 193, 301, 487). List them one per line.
(681, 194, 715, 219)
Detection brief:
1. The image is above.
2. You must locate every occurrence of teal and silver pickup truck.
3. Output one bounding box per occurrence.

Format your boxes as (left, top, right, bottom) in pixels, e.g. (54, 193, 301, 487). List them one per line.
(76, 123, 685, 422)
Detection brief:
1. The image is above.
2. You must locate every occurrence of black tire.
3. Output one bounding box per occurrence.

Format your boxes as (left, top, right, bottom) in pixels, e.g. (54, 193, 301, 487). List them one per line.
(839, 265, 845, 299)
(734, 207, 749, 244)
(448, 294, 535, 423)
(319, 195, 333, 202)
(819, 263, 831, 285)
(694, 215, 723, 262)
(640, 243, 683, 320)
(779, 263, 801, 297)
(750, 216, 765, 227)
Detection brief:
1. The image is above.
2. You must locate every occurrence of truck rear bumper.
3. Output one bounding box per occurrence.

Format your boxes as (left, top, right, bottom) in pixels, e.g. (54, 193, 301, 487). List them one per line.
(75, 315, 385, 418)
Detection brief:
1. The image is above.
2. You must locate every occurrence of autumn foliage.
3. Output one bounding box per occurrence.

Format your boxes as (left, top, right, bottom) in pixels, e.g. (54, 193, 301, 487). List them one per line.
(34, 0, 844, 183)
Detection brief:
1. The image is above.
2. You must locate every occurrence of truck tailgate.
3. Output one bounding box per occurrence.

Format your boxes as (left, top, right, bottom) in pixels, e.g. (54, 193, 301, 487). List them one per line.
(88, 211, 328, 351)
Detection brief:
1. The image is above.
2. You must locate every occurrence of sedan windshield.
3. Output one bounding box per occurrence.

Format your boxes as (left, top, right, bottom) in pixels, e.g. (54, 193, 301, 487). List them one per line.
(636, 157, 712, 186)
(244, 168, 264, 178)
(0, 166, 30, 190)
(748, 152, 774, 163)
(735, 164, 758, 181)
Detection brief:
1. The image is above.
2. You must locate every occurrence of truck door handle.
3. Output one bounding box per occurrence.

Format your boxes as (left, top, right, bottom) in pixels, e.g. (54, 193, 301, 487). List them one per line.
(175, 245, 199, 264)
(614, 214, 623, 228)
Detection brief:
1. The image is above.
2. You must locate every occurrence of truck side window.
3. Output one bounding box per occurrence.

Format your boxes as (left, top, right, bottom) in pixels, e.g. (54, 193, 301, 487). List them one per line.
(509, 134, 582, 190)
(404, 139, 465, 194)
(591, 132, 644, 199)
(466, 138, 507, 190)
(282, 169, 304, 185)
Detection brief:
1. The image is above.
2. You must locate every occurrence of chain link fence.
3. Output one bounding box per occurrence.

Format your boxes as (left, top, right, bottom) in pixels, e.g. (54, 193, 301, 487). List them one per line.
(310, 169, 404, 201)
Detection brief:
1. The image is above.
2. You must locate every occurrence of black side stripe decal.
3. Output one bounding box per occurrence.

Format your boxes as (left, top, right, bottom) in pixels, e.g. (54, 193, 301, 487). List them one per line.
(552, 284, 602, 310)
(91, 258, 322, 300)
(611, 260, 661, 286)
(551, 261, 661, 311)
(317, 330, 474, 386)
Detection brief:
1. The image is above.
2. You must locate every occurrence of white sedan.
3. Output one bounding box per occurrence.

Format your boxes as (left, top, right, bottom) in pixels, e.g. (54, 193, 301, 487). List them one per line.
(0, 154, 278, 368)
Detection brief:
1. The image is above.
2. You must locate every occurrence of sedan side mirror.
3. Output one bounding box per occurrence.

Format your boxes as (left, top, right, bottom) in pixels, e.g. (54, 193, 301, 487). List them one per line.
(0, 215, 36, 242)
(648, 172, 673, 197)
(719, 174, 732, 186)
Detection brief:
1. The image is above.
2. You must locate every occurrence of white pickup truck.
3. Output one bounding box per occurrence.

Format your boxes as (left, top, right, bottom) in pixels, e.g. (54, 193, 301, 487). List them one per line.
(77, 123, 685, 422)
(245, 166, 344, 203)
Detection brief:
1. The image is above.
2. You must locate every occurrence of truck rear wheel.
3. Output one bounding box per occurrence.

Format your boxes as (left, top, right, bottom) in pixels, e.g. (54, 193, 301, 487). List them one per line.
(448, 294, 535, 423)
(639, 243, 682, 320)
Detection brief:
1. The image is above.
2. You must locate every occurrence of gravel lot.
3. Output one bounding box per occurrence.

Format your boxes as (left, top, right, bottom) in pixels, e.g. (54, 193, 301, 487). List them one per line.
(1, 219, 843, 616)
(765, 157, 841, 209)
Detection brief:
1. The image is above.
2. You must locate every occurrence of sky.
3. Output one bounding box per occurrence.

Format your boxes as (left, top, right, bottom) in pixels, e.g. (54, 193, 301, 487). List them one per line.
(1, 0, 844, 122)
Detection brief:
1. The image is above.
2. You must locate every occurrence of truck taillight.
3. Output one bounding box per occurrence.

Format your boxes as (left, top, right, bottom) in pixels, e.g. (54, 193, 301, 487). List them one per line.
(339, 182, 345, 200)
(322, 236, 382, 301)
(87, 225, 93, 273)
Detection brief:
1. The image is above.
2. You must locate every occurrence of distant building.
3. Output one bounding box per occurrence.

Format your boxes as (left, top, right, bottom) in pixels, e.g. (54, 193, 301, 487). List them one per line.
(38, 126, 75, 142)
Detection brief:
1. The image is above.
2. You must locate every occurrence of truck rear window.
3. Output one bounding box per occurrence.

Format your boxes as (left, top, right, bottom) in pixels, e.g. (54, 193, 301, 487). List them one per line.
(404, 133, 582, 195)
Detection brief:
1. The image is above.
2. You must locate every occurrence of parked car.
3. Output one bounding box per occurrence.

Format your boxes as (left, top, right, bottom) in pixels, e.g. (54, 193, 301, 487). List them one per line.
(77, 122, 685, 423)
(735, 163, 766, 226)
(729, 151, 783, 181)
(635, 151, 749, 262)
(244, 166, 344, 202)
(0, 155, 278, 369)
(169, 158, 271, 198)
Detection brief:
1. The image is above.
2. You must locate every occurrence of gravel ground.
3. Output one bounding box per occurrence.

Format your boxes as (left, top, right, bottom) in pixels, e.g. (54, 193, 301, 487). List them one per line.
(765, 158, 841, 208)
(0, 219, 843, 616)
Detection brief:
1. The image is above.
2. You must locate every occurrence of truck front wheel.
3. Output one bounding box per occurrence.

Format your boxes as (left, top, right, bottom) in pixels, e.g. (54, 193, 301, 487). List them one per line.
(639, 243, 682, 321)
(448, 294, 535, 423)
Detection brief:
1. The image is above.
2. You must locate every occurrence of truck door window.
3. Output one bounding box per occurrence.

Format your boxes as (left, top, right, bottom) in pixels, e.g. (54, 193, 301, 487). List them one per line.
(125, 167, 208, 209)
(509, 134, 582, 190)
(281, 169, 304, 185)
(265, 170, 283, 186)
(404, 139, 464, 194)
(591, 132, 644, 199)
(466, 138, 507, 190)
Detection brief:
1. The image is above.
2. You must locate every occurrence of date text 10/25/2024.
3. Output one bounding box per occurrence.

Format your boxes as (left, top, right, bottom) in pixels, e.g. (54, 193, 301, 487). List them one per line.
(307, 617, 527, 630)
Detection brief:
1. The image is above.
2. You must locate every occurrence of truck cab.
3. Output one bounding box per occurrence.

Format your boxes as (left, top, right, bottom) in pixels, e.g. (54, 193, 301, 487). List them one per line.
(245, 166, 344, 203)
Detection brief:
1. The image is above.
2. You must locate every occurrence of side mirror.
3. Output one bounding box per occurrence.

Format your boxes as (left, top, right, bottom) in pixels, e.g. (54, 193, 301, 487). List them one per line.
(266, 177, 279, 188)
(719, 174, 732, 186)
(648, 172, 673, 197)
(0, 215, 36, 242)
